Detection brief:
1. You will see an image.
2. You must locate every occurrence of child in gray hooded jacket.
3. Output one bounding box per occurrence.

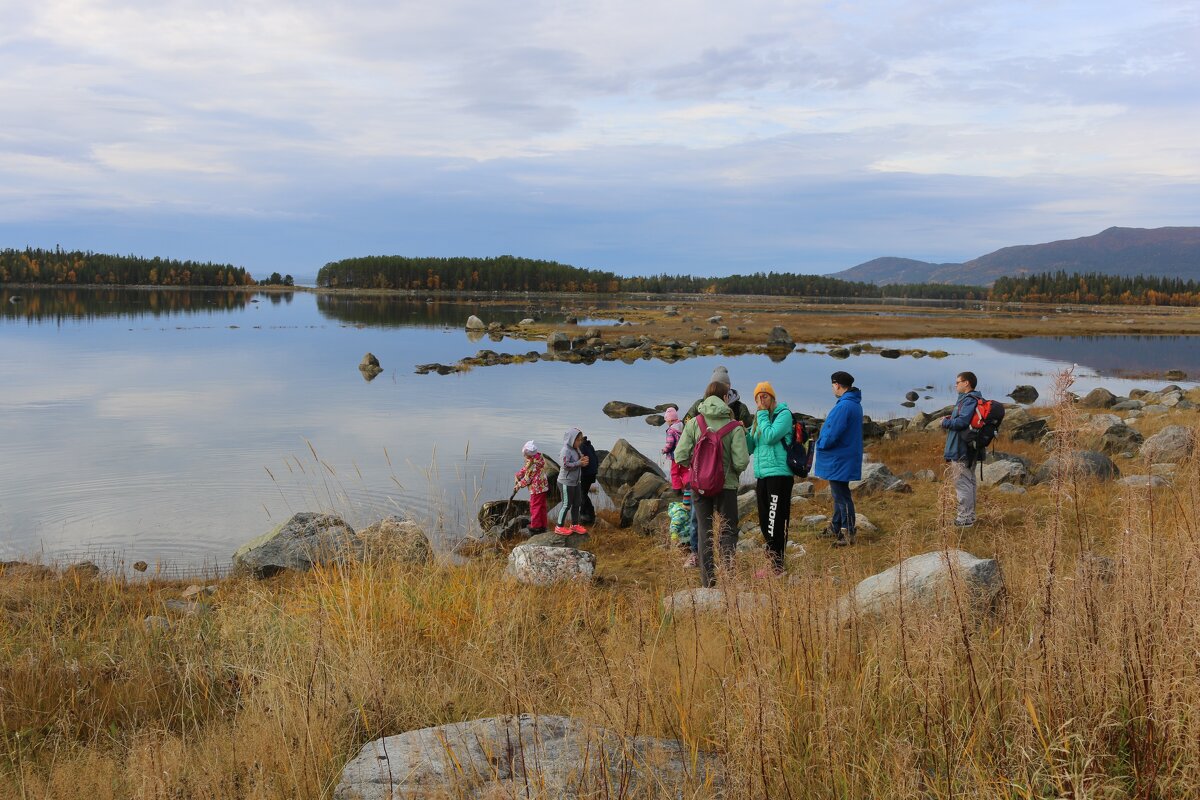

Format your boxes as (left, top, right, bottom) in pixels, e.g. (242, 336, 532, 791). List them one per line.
(555, 426, 590, 535)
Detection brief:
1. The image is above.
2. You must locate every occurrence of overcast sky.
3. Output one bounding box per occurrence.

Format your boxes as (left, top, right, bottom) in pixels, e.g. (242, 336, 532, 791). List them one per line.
(1, 0, 1197, 278)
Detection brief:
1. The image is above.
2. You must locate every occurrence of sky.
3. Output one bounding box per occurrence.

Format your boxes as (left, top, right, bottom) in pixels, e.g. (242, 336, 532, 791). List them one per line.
(1, 0, 1197, 280)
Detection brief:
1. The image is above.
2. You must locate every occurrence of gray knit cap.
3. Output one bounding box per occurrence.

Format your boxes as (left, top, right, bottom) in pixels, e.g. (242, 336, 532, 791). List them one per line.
(710, 365, 730, 386)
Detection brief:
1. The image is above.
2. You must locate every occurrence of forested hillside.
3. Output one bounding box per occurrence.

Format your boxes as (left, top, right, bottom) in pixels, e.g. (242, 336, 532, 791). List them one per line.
(316, 255, 983, 299)
(991, 271, 1200, 305)
(0, 248, 254, 287)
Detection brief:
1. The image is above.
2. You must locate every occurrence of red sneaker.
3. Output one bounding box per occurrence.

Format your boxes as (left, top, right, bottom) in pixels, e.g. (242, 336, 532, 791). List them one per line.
(554, 525, 573, 535)
(571, 524, 588, 534)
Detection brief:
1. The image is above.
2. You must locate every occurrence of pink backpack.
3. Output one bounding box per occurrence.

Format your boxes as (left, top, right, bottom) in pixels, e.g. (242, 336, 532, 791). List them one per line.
(690, 416, 739, 496)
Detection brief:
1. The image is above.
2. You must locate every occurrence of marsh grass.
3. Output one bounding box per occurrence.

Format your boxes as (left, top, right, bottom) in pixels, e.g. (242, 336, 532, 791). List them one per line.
(3, 384, 1200, 798)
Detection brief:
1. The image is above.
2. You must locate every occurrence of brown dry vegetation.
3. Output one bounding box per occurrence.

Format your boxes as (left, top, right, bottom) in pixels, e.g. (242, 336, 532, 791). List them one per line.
(3, 390, 1200, 798)
(461, 292, 1200, 348)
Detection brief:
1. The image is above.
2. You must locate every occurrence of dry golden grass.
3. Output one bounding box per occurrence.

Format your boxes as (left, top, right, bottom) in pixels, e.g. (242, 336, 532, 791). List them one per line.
(3, 392, 1200, 798)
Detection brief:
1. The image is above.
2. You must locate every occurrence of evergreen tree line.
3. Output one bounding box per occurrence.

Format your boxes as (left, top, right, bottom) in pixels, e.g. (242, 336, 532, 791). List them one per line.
(991, 271, 1200, 306)
(316, 255, 984, 299)
(0, 248, 255, 287)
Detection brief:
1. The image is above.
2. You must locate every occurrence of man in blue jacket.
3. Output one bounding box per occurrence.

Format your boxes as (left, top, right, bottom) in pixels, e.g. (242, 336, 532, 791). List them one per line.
(813, 371, 863, 547)
(941, 371, 983, 527)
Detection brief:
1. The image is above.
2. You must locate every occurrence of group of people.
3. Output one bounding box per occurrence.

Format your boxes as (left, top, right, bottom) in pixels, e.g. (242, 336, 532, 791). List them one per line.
(515, 365, 986, 587)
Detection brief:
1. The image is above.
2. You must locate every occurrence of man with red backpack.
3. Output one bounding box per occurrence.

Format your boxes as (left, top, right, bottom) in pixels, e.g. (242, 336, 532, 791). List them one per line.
(675, 380, 750, 588)
(941, 371, 983, 527)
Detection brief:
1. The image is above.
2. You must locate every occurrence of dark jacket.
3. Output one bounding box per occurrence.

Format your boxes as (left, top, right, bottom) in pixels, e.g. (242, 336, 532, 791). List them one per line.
(579, 436, 599, 482)
(812, 388, 863, 482)
(942, 390, 982, 463)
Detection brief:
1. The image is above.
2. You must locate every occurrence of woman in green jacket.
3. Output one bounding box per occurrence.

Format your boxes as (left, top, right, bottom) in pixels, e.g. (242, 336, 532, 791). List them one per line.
(746, 381, 794, 576)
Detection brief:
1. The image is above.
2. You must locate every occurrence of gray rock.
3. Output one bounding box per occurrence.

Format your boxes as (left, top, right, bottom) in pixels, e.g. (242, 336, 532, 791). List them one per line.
(996, 483, 1027, 494)
(479, 499, 531, 530)
(631, 499, 664, 533)
(465, 315, 485, 330)
(358, 516, 433, 565)
(736, 490, 757, 523)
(879, 349, 901, 359)
(981, 459, 1028, 487)
(525, 531, 591, 548)
(1140, 425, 1195, 463)
(792, 481, 814, 498)
(663, 588, 770, 614)
(1111, 399, 1144, 411)
(915, 469, 937, 482)
(547, 332, 571, 352)
(1141, 404, 1169, 415)
(1009, 418, 1049, 443)
(597, 439, 665, 487)
(1008, 385, 1038, 404)
(335, 714, 715, 800)
(142, 616, 171, 633)
(1099, 423, 1144, 455)
(602, 400, 658, 418)
(163, 599, 211, 616)
(828, 347, 850, 359)
(620, 472, 671, 527)
(905, 391, 919, 402)
(849, 461, 911, 494)
(713, 326, 729, 340)
(801, 514, 828, 527)
(64, 560, 100, 579)
(1079, 388, 1118, 408)
(834, 550, 1004, 621)
(506, 544, 595, 586)
(1083, 413, 1122, 433)
(1076, 552, 1116, 585)
(707, 315, 722, 324)
(232, 512, 358, 578)
(132, 560, 148, 572)
(766, 326, 794, 347)
(518, 318, 535, 325)
(1033, 450, 1120, 484)
(1116, 474, 1171, 489)
(358, 352, 382, 380)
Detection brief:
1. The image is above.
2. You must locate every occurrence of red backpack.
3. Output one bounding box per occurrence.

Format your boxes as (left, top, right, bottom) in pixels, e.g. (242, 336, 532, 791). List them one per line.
(690, 416, 740, 496)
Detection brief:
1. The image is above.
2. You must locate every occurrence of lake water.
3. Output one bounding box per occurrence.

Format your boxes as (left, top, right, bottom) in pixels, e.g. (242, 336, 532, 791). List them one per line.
(1, 287, 1195, 572)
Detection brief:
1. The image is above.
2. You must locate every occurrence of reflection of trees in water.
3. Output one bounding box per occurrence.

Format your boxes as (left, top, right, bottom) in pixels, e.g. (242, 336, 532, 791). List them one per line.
(0, 287, 265, 321)
(315, 295, 562, 327)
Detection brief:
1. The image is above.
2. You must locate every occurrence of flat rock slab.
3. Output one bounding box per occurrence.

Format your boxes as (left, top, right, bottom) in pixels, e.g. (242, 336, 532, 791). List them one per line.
(334, 714, 718, 800)
(507, 544, 595, 585)
(662, 588, 771, 614)
(232, 512, 357, 578)
(834, 549, 1004, 621)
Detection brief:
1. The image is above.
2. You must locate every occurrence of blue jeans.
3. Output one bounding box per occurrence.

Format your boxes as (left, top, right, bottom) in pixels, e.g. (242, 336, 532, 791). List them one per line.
(829, 480, 856, 534)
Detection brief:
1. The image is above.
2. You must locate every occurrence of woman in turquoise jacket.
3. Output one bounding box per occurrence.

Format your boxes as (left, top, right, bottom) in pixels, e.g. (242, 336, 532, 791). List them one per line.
(746, 381, 794, 575)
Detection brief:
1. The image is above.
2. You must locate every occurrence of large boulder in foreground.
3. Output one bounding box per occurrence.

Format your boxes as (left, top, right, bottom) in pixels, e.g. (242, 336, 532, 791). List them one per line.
(334, 714, 718, 800)
(597, 438, 665, 487)
(849, 461, 911, 494)
(834, 549, 1003, 621)
(507, 544, 595, 586)
(1140, 424, 1195, 463)
(232, 512, 357, 578)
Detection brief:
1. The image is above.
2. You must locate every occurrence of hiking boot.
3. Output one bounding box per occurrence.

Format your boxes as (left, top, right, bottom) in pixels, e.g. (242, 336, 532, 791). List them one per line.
(847, 530, 857, 545)
(953, 519, 976, 528)
(832, 533, 850, 547)
(554, 525, 573, 535)
(683, 552, 698, 568)
(570, 524, 587, 534)
(818, 525, 839, 539)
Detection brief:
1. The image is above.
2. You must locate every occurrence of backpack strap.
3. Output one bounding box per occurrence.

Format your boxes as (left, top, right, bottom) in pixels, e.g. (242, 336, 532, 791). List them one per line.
(715, 420, 740, 438)
(697, 416, 709, 435)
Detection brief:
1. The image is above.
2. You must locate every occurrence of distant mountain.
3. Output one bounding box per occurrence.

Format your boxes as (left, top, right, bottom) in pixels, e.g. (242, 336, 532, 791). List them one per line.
(831, 227, 1200, 286)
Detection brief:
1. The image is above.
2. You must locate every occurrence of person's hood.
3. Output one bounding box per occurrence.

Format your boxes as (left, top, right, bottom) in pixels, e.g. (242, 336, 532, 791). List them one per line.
(697, 395, 733, 420)
(838, 387, 862, 406)
(726, 387, 742, 406)
(562, 427, 582, 448)
(960, 389, 983, 400)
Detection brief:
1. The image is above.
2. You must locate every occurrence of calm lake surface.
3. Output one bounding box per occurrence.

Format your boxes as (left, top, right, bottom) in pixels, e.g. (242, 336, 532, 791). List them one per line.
(2, 287, 1196, 572)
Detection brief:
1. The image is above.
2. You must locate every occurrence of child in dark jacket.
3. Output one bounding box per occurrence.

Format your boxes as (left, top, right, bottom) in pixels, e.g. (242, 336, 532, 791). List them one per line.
(514, 441, 550, 533)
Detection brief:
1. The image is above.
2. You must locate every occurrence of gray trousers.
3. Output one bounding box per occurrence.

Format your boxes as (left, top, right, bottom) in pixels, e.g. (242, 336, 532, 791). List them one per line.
(694, 489, 739, 588)
(951, 460, 977, 524)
